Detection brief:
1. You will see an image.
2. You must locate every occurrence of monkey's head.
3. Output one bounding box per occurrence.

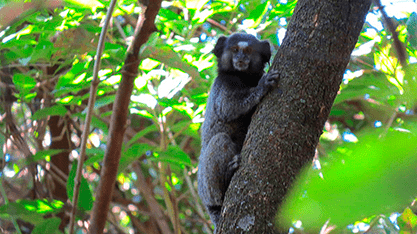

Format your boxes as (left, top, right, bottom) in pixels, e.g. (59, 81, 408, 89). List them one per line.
(213, 33, 271, 74)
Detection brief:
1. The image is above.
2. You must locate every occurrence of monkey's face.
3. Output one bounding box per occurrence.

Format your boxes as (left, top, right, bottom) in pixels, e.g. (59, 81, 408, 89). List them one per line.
(214, 33, 271, 74)
(230, 41, 252, 71)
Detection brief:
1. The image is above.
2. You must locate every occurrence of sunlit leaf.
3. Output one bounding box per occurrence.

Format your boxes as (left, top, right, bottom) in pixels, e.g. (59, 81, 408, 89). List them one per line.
(55, 62, 87, 92)
(140, 58, 161, 71)
(0, 200, 64, 225)
(185, 0, 209, 10)
(63, 0, 103, 9)
(141, 45, 200, 79)
(397, 207, 417, 233)
(13, 73, 36, 97)
(245, 1, 270, 29)
(278, 128, 417, 232)
(158, 8, 182, 21)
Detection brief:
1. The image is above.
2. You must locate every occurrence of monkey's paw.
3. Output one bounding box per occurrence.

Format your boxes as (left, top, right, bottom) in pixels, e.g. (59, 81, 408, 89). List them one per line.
(228, 154, 241, 171)
(263, 69, 279, 87)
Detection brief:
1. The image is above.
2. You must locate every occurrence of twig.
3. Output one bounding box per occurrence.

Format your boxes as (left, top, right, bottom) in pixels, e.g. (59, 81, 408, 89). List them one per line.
(68, 0, 118, 233)
(373, 0, 407, 67)
(131, 161, 172, 234)
(183, 167, 212, 233)
(88, 1, 162, 232)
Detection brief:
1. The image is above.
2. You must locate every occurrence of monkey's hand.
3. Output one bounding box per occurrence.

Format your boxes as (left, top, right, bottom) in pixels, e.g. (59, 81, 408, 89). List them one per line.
(259, 69, 279, 88)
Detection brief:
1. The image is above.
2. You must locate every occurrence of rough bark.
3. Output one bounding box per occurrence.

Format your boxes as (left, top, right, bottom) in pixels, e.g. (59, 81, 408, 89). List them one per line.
(88, 1, 162, 233)
(218, 0, 372, 233)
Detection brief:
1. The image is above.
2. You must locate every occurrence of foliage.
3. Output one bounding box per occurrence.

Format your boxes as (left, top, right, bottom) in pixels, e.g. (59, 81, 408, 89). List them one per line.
(0, 0, 416, 233)
(278, 125, 417, 232)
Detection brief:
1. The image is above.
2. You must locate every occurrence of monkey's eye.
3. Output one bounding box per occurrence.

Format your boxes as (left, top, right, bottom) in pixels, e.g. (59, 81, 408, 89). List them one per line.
(243, 47, 253, 54)
(231, 46, 239, 53)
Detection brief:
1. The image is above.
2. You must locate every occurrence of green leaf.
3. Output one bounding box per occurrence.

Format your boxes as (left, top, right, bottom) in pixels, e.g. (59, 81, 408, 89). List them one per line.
(95, 95, 116, 109)
(401, 64, 417, 109)
(32, 217, 61, 234)
(91, 116, 109, 135)
(159, 8, 182, 21)
(398, 207, 417, 233)
(0, 200, 64, 225)
(63, 0, 104, 9)
(334, 72, 400, 105)
(1, 38, 37, 51)
(154, 145, 191, 167)
(124, 143, 150, 158)
(141, 45, 200, 79)
(245, 1, 270, 29)
(28, 149, 64, 165)
(171, 120, 192, 132)
(13, 73, 36, 97)
(126, 125, 158, 147)
(407, 12, 417, 48)
(83, 148, 105, 165)
(277, 128, 417, 232)
(32, 105, 68, 120)
(55, 61, 87, 92)
(328, 108, 347, 117)
(185, 0, 210, 10)
(119, 143, 152, 172)
(67, 161, 94, 211)
(140, 58, 161, 71)
(0, 134, 4, 161)
(31, 40, 55, 62)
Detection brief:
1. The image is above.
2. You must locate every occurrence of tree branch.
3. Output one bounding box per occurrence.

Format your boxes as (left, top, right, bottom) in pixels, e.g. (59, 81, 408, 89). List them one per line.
(88, 1, 162, 233)
(373, 0, 407, 67)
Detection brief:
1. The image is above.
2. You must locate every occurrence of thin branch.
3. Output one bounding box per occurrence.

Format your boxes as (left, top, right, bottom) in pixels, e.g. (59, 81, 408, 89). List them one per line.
(131, 161, 172, 234)
(183, 168, 212, 233)
(88, 1, 162, 233)
(68, 0, 118, 233)
(373, 0, 407, 67)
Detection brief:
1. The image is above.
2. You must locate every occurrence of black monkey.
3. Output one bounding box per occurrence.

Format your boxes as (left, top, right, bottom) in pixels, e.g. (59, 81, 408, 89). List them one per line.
(198, 33, 278, 228)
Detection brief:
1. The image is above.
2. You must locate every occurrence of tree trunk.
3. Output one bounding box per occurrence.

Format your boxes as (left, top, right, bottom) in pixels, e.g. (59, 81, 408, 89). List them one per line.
(217, 0, 372, 233)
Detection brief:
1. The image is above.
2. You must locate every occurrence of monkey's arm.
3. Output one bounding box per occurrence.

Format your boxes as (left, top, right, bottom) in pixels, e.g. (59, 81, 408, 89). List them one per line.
(215, 70, 278, 122)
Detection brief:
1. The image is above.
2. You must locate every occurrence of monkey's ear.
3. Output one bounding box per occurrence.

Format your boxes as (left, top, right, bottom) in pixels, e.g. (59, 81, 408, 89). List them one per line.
(259, 40, 272, 64)
(213, 36, 227, 58)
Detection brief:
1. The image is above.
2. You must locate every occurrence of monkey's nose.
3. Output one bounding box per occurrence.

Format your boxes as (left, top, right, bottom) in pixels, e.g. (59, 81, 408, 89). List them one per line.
(234, 60, 249, 71)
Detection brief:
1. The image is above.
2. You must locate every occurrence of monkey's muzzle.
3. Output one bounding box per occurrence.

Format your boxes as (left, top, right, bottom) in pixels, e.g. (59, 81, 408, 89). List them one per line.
(233, 59, 250, 71)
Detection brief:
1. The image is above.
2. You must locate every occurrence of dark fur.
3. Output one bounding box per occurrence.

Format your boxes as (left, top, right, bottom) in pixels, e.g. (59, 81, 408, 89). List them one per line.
(198, 33, 278, 228)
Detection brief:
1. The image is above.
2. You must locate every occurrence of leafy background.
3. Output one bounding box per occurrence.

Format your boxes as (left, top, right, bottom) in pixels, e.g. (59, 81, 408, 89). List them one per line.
(0, 0, 417, 233)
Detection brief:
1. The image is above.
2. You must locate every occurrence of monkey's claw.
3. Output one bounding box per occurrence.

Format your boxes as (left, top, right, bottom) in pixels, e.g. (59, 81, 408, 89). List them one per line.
(265, 69, 279, 86)
(228, 154, 240, 171)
